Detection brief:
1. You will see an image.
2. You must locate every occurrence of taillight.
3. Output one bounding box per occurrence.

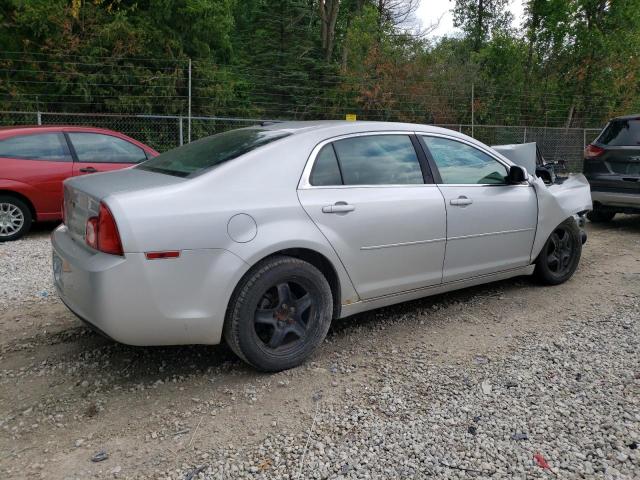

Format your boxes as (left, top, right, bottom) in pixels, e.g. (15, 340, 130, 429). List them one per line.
(584, 144, 604, 158)
(85, 217, 98, 249)
(85, 202, 123, 256)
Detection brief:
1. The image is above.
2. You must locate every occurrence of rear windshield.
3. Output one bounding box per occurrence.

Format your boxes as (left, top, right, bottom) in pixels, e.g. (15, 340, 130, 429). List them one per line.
(137, 128, 291, 177)
(597, 119, 640, 146)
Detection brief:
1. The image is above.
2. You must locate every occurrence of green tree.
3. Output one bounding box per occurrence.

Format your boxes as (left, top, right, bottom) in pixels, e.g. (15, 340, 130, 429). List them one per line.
(452, 0, 513, 51)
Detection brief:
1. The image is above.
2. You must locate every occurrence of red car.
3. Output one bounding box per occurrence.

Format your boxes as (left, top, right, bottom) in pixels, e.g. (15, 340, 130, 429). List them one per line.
(0, 126, 158, 241)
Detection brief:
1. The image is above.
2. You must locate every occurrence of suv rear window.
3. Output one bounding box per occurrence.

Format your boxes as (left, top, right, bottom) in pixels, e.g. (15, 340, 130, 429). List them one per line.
(597, 119, 640, 146)
(137, 128, 291, 177)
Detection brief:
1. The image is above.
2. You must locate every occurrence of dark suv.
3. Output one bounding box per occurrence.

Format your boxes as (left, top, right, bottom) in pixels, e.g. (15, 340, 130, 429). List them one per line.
(583, 114, 640, 222)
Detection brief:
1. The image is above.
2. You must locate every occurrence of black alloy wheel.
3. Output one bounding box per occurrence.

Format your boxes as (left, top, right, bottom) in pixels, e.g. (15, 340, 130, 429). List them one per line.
(224, 256, 333, 372)
(534, 218, 582, 285)
(253, 281, 313, 350)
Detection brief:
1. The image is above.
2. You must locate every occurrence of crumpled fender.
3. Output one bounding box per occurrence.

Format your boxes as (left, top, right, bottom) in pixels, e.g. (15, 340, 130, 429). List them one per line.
(531, 174, 593, 259)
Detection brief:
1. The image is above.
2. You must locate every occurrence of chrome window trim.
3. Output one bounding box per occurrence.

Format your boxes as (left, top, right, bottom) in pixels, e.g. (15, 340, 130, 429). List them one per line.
(298, 131, 431, 190)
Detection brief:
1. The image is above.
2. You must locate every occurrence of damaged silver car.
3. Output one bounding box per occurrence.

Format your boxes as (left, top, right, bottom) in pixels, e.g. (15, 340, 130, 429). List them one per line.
(52, 122, 592, 371)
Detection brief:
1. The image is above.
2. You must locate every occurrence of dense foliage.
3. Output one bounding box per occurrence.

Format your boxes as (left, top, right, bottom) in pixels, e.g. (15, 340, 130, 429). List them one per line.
(0, 0, 639, 127)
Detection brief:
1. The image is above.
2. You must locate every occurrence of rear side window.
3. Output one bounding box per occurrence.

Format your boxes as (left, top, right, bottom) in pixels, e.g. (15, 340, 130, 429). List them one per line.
(332, 135, 423, 185)
(309, 145, 342, 186)
(597, 119, 640, 146)
(68, 133, 147, 164)
(0, 133, 71, 161)
(138, 128, 291, 177)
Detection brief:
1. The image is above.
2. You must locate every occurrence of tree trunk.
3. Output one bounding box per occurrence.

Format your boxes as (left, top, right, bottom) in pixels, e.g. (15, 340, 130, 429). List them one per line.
(474, 0, 485, 52)
(319, 0, 340, 62)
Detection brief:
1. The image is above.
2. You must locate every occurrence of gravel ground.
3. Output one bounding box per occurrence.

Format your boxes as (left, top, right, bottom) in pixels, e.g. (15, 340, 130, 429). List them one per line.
(0, 217, 639, 479)
(0, 228, 56, 309)
(190, 300, 637, 480)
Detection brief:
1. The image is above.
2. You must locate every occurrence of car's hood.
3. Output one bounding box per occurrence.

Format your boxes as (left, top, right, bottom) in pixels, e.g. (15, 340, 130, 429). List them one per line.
(492, 143, 538, 175)
(531, 174, 593, 259)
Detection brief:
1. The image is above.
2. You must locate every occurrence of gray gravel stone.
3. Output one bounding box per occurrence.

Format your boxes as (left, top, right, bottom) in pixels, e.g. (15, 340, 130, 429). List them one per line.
(0, 231, 55, 308)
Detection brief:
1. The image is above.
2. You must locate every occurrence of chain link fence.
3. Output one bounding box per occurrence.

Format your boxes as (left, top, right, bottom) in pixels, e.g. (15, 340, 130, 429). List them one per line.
(0, 111, 266, 153)
(1, 111, 603, 171)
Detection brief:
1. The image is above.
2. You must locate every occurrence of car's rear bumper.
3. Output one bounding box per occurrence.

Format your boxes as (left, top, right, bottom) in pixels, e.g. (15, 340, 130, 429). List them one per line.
(51, 225, 247, 346)
(590, 190, 640, 209)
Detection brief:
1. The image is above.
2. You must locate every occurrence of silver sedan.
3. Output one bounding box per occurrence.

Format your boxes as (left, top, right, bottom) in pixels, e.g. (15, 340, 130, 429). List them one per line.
(52, 121, 592, 371)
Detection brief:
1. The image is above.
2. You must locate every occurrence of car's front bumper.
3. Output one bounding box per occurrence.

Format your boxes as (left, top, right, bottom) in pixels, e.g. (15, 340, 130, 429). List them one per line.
(51, 225, 247, 346)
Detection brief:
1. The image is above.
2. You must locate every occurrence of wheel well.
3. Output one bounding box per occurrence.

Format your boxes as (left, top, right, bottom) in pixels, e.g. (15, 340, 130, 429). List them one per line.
(267, 248, 342, 319)
(0, 190, 36, 220)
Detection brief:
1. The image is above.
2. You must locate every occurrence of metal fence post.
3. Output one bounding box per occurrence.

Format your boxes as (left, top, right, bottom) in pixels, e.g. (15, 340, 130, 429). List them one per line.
(583, 128, 587, 148)
(36, 111, 42, 125)
(471, 83, 475, 138)
(523, 126, 527, 143)
(188, 58, 192, 144)
(178, 116, 183, 146)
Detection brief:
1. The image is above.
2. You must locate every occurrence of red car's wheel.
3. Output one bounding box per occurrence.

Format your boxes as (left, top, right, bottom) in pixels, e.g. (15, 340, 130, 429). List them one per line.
(0, 195, 32, 242)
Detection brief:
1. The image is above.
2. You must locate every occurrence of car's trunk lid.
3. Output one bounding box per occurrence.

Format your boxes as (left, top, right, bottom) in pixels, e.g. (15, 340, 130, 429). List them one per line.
(63, 168, 187, 244)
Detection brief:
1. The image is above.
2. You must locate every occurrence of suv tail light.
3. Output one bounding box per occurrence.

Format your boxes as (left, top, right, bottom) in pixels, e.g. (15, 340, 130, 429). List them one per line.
(85, 203, 123, 256)
(584, 144, 605, 158)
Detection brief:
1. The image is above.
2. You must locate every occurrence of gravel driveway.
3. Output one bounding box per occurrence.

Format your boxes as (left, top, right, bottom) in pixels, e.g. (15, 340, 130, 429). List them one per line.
(1, 218, 639, 479)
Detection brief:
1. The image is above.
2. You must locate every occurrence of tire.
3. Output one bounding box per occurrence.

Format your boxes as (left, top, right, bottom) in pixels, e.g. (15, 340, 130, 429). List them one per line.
(534, 218, 582, 285)
(223, 255, 333, 372)
(586, 209, 616, 223)
(0, 195, 32, 242)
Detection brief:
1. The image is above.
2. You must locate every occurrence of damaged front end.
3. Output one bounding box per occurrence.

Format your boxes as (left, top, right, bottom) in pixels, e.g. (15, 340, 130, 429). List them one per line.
(492, 141, 591, 254)
(531, 174, 592, 258)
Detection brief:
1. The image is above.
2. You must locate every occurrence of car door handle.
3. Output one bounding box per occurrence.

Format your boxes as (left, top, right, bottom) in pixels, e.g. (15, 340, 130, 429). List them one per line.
(322, 203, 355, 214)
(450, 196, 473, 206)
(79, 167, 98, 173)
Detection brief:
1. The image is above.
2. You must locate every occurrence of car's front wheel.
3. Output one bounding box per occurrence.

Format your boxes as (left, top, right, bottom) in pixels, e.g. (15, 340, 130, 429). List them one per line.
(534, 218, 582, 285)
(224, 256, 333, 372)
(0, 196, 32, 242)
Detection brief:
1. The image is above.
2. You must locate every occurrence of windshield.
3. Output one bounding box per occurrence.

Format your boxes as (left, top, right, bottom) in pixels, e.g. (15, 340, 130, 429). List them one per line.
(597, 119, 640, 146)
(137, 128, 291, 177)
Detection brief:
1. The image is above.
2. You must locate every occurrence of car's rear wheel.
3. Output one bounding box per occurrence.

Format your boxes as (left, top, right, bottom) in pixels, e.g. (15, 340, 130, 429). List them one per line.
(534, 218, 582, 285)
(0, 196, 32, 242)
(224, 255, 333, 372)
(586, 209, 616, 223)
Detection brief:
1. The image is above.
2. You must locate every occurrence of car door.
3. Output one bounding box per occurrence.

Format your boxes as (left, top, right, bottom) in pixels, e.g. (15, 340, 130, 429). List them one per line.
(0, 132, 73, 216)
(298, 132, 447, 300)
(419, 135, 538, 283)
(66, 132, 148, 176)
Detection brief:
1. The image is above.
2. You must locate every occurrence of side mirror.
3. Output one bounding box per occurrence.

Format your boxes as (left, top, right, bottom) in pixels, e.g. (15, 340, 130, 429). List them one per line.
(507, 165, 528, 184)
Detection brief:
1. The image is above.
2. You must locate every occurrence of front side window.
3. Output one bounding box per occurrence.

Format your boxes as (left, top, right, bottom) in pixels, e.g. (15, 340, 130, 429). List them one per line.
(68, 133, 147, 164)
(0, 133, 71, 161)
(331, 135, 423, 185)
(138, 128, 291, 177)
(422, 136, 508, 185)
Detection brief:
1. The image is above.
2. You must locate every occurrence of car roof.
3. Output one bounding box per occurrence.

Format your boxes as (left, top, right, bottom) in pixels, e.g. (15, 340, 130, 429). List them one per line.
(257, 120, 457, 136)
(609, 113, 640, 121)
(0, 125, 128, 135)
